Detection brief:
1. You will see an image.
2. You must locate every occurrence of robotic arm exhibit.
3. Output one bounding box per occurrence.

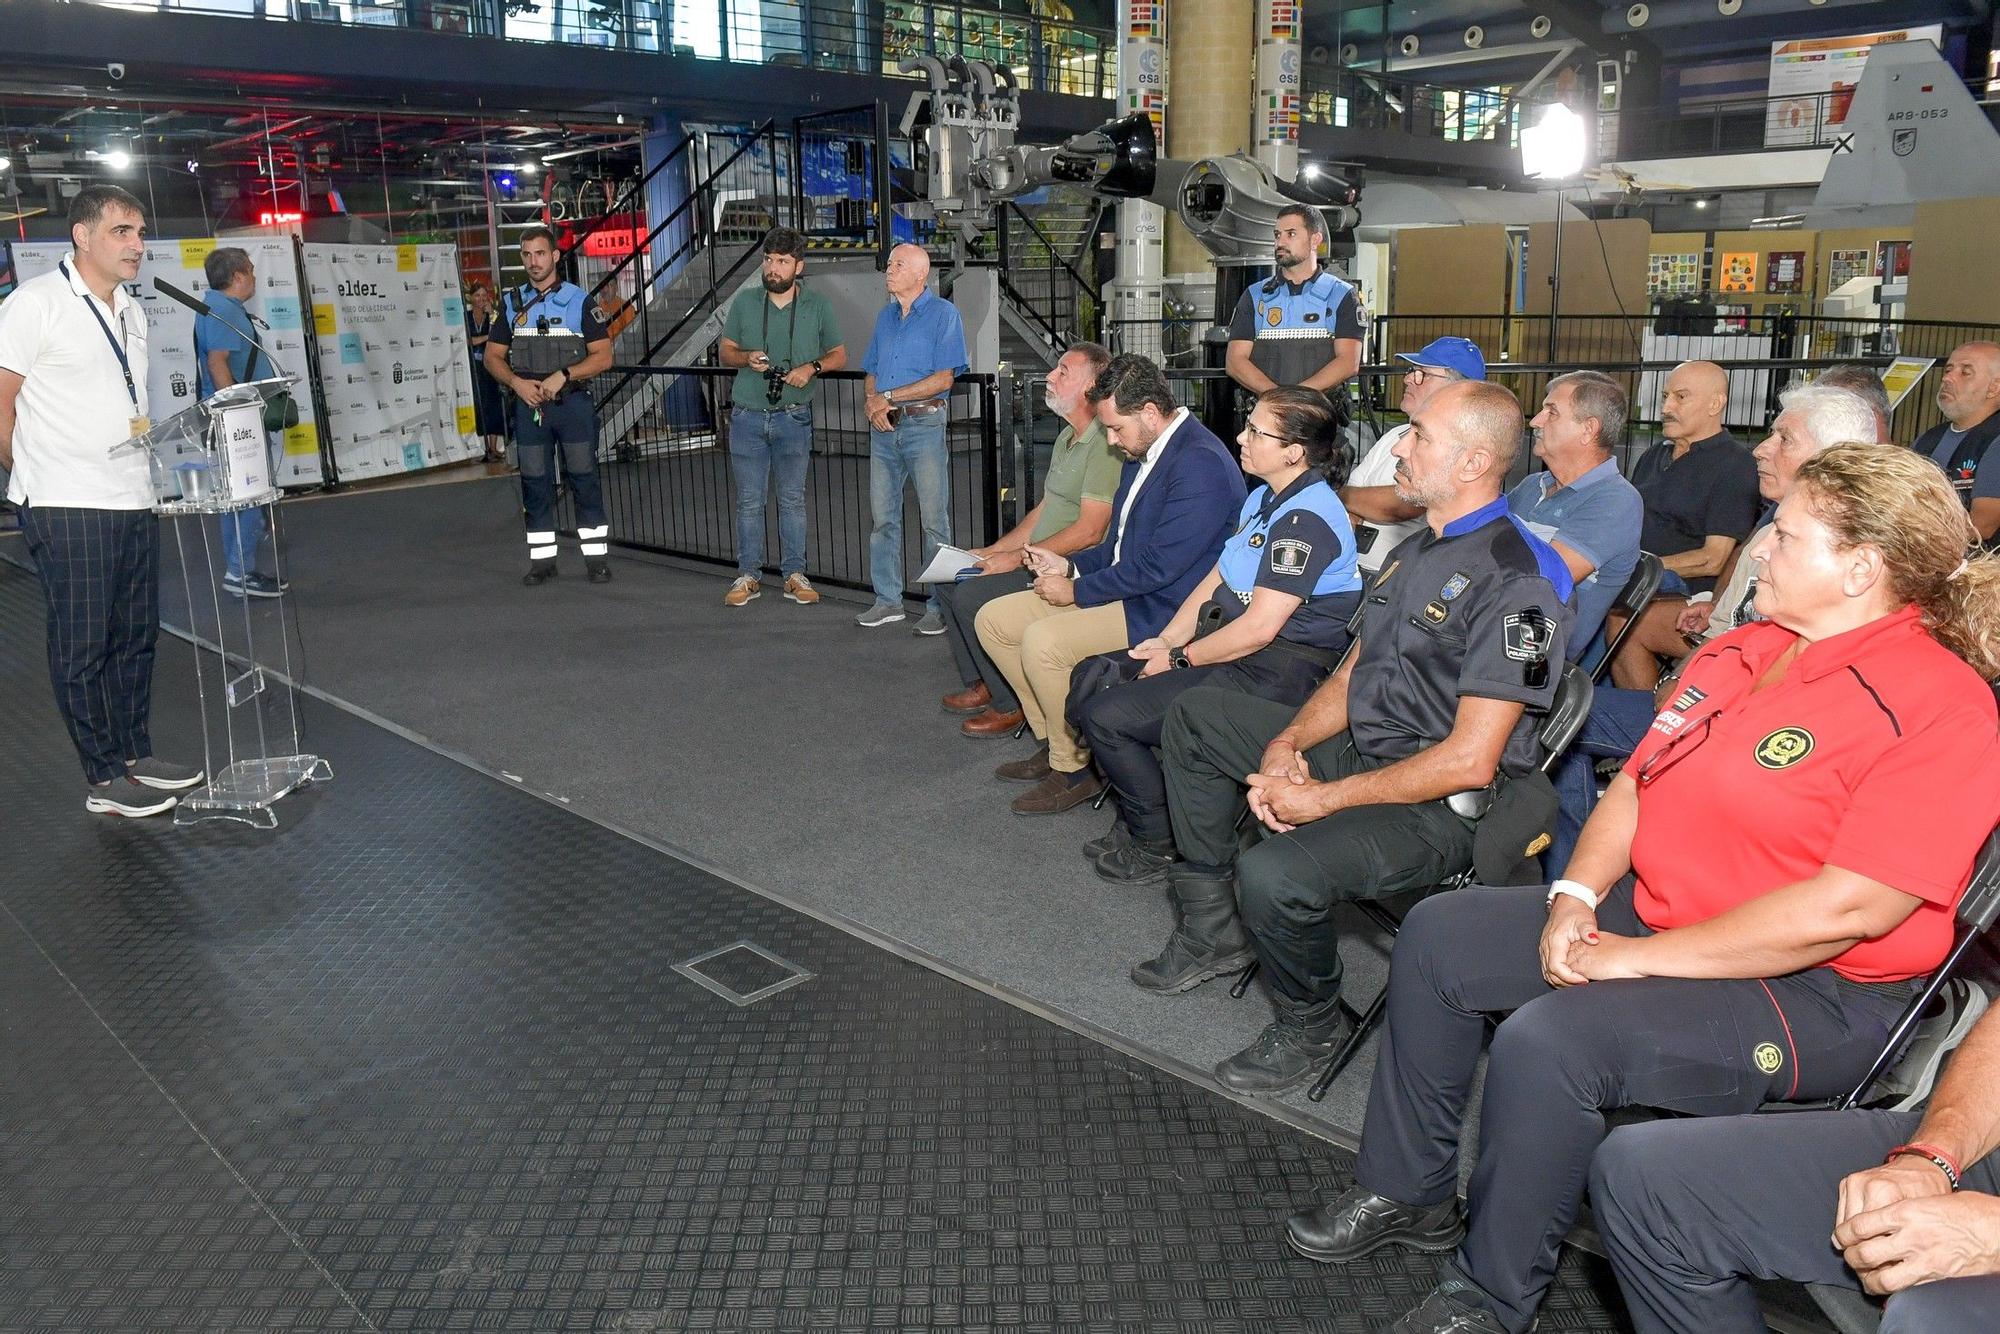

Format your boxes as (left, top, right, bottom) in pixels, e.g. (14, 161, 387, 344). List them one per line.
(897, 57, 1362, 264)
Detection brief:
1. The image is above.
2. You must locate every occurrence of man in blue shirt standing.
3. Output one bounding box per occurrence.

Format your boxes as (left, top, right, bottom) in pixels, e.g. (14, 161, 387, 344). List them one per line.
(1508, 370, 1644, 652)
(856, 243, 969, 632)
(195, 246, 284, 599)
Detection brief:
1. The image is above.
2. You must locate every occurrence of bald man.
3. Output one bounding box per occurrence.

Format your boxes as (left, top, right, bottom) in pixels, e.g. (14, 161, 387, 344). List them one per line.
(1915, 340, 2000, 542)
(855, 243, 970, 630)
(1606, 360, 1759, 689)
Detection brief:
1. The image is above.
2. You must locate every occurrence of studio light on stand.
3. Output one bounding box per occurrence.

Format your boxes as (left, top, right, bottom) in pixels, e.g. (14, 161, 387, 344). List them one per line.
(1521, 102, 1588, 361)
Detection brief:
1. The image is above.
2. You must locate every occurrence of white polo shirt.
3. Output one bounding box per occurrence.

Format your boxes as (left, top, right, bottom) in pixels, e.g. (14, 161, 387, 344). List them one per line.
(1112, 405, 1189, 564)
(0, 255, 156, 510)
(1346, 423, 1425, 573)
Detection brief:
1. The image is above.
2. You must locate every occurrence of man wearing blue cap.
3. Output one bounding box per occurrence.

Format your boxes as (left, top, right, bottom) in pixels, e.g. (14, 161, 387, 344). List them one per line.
(1341, 336, 1485, 575)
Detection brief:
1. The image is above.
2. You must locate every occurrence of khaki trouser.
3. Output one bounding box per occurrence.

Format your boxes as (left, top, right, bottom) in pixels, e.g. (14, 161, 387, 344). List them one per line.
(974, 590, 1129, 773)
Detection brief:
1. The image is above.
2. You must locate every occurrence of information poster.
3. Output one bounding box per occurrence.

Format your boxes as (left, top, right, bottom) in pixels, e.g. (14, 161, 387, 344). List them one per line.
(1766, 27, 1943, 147)
(1648, 252, 1700, 296)
(7, 236, 323, 487)
(1875, 240, 1912, 281)
(1765, 251, 1805, 294)
(302, 243, 480, 483)
(1718, 252, 1759, 294)
(1827, 248, 1872, 290)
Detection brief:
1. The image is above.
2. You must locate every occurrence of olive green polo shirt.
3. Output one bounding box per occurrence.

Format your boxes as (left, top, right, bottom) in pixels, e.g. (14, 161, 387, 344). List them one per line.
(1031, 417, 1121, 543)
(723, 283, 841, 411)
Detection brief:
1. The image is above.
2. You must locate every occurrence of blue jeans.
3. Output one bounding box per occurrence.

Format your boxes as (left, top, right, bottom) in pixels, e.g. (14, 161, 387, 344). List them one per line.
(868, 411, 950, 612)
(1546, 686, 1658, 877)
(219, 506, 267, 581)
(729, 406, 813, 577)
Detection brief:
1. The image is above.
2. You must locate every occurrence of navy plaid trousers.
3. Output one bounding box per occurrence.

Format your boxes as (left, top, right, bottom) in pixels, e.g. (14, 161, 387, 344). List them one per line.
(20, 505, 162, 784)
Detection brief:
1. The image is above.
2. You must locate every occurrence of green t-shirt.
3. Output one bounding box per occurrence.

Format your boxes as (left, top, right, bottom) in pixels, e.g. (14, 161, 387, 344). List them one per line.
(1031, 418, 1122, 543)
(722, 283, 842, 411)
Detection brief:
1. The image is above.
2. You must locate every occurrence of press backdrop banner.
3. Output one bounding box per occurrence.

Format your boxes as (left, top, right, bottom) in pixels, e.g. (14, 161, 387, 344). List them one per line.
(302, 242, 480, 483)
(6, 236, 324, 487)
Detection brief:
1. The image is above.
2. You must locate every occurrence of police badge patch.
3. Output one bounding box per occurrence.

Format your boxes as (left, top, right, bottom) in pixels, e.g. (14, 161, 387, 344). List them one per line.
(1270, 537, 1312, 575)
(1248, 533, 1265, 548)
(1502, 610, 1553, 663)
(1440, 573, 1470, 601)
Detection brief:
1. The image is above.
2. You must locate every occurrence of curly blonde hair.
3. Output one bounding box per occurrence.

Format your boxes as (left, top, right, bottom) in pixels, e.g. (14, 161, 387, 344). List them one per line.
(1792, 442, 2000, 680)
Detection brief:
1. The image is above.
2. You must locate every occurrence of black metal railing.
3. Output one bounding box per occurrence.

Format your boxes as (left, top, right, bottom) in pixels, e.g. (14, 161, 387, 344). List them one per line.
(67, 0, 1116, 95)
(994, 200, 1105, 351)
(1301, 67, 1532, 147)
(585, 122, 785, 419)
(587, 366, 1005, 601)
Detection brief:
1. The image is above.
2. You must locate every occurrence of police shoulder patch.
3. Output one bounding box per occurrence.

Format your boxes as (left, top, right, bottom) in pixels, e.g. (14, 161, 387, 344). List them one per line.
(1269, 536, 1312, 575)
(1503, 610, 1553, 663)
(1440, 572, 1471, 602)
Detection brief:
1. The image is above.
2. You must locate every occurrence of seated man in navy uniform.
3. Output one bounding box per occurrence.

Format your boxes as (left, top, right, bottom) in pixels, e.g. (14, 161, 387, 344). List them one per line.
(1224, 203, 1364, 396)
(1147, 379, 1573, 1094)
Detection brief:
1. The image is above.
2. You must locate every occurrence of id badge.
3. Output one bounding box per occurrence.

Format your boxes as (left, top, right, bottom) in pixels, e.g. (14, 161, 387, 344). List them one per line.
(128, 415, 151, 437)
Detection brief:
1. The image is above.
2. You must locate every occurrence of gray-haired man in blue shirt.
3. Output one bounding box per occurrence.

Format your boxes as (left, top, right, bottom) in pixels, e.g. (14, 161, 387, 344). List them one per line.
(856, 243, 969, 632)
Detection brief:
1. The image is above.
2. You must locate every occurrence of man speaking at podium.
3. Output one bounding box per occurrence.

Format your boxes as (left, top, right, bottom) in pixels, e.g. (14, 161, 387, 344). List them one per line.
(0, 184, 205, 816)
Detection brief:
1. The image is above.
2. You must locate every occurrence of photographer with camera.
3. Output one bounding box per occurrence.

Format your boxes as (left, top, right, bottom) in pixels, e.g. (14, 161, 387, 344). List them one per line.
(484, 225, 614, 587)
(716, 228, 846, 608)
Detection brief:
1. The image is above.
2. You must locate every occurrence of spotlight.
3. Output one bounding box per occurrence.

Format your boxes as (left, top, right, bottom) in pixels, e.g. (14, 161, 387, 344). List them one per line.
(519, 162, 539, 175)
(103, 142, 132, 171)
(0, 153, 10, 172)
(1520, 103, 1586, 181)
(497, 173, 515, 190)
(1694, 197, 1710, 209)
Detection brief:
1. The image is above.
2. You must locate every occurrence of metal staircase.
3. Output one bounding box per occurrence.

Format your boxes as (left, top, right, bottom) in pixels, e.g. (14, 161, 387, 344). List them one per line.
(987, 188, 1106, 370)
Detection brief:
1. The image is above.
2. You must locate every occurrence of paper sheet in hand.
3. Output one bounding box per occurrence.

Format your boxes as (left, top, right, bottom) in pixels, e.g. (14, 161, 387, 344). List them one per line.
(917, 544, 985, 583)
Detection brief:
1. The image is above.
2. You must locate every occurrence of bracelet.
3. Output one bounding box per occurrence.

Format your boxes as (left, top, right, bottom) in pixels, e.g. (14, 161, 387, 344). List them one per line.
(1887, 1143, 1963, 1190)
(1546, 879, 1601, 911)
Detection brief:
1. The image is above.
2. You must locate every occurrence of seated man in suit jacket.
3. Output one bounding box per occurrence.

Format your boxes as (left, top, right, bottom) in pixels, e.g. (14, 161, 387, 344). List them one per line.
(977, 354, 1248, 816)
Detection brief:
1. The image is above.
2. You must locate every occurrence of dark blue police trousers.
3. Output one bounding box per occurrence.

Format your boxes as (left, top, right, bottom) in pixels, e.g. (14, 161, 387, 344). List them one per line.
(1592, 1108, 2000, 1334)
(1353, 881, 1911, 1333)
(514, 395, 606, 538)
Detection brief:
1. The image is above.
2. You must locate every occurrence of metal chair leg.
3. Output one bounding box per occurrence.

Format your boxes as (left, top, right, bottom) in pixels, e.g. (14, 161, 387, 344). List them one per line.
(1309, 989, 1386, 1102)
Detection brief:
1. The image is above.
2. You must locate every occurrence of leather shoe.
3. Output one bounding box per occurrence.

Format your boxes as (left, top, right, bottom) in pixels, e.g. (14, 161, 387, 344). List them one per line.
(1284, 1185, 1466, 1265)
(962, 708, 1026, 738)
(942, 681, 992, 715)
(994, 743, 1051, 782)
(1011, 768, 1105, 816)
(1082, 818, 1129, 862)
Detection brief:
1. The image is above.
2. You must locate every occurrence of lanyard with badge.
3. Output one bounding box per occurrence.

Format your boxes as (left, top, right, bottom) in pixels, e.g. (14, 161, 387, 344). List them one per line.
(62, 260, 147, 438)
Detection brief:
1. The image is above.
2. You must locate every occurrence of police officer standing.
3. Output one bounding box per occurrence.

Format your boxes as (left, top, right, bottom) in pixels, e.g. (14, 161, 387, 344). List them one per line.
(1145, 380, 1573, 1094)
(1224, 203, 1365, 396)
(484, 225, 614, 585)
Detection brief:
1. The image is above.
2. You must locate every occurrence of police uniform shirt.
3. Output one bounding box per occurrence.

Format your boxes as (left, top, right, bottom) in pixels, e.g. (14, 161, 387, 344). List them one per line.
(487, 281, 608, 384)
(1346, 497, 1575, 778)
(1227, 268, 1363, 387)
(1211, 472, 1363, 648)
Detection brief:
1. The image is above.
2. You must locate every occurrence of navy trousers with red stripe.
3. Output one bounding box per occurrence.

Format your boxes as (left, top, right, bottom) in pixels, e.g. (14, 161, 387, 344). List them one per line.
(20, 504, 162, 784)
(1351, 880, 1911, 1334)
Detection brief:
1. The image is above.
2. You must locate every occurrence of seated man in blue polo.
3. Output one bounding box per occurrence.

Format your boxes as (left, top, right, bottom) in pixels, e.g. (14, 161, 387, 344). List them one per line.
(1509, 370, 1643, 652)
(1342, 336, 1486, 577)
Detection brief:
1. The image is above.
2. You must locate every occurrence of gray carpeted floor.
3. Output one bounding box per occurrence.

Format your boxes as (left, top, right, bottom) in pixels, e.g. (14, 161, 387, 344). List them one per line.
(151, 474, 1432, 1143)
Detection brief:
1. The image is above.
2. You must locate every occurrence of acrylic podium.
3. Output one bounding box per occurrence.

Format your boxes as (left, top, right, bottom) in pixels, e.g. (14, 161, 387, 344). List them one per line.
(114, 377, 331, 828)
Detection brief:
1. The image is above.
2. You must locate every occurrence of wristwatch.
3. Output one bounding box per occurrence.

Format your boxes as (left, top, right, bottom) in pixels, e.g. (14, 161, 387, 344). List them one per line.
(1168, 646, 1192, 671)
(810, 359, 823, 376)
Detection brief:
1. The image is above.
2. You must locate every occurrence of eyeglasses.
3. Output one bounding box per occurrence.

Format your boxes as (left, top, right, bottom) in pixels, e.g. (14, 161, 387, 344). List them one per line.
(1636, 712, 1716, 786)
(1242, 421, 1297, 447)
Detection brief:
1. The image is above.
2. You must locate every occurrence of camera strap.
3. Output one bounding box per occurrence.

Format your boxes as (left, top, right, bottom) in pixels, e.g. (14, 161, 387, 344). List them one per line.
(761, 288, 799, 362)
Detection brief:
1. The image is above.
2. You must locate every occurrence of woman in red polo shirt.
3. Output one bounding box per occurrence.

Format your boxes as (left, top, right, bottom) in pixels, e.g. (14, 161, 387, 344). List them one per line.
(1276, 443, 2000, 1334)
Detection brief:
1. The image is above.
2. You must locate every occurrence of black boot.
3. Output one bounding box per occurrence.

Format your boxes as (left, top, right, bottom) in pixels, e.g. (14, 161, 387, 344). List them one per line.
(586, 557, 612, 584)
(1214, 992, 1354, 1095)
(522, 559, 558, 587)
(1130, 867, 1254, 994)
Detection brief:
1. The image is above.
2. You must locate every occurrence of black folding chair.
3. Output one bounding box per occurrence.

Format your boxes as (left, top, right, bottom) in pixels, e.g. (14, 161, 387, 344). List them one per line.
(1592, 551, 1665, 686)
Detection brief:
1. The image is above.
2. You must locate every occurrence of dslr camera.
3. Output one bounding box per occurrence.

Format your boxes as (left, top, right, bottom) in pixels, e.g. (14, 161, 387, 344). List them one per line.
(763, 362, 793, 405)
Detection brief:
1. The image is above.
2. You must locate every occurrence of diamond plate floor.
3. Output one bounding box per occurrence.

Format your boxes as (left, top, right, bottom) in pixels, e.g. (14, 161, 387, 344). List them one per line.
(0, 564, 1630, 1332)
